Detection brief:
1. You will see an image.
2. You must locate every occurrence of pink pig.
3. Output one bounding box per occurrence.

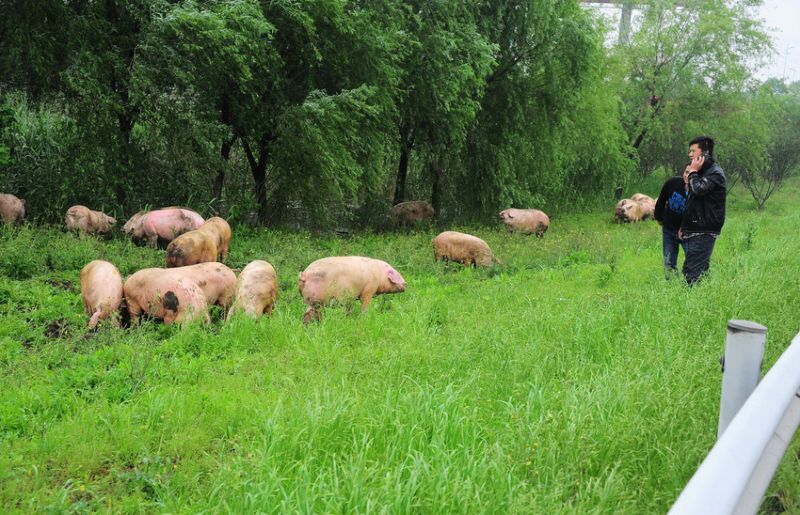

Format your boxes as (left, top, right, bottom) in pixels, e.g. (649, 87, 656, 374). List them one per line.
(499, 208, 550, 238)
(615, 193, 655, 223)
(432, 231, 500, 267)
(123, 269, 210, 326)
(167, 262, 237, 309)
(227, 260, 279, 320)
(0, 193, 25, 225)
(123, 207, 204, 248)
(66, 205, 116, 236)
(80, 260, 124, 329)
(298, 256, 406, 323)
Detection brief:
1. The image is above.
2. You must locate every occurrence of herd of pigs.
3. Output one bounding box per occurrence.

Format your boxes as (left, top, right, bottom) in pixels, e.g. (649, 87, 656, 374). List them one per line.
(0, 192, 654, 329)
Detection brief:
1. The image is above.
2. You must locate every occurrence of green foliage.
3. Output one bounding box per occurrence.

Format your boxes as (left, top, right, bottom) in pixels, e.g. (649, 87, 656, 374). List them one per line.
(614, 0, 772, 173)
(0, 0, 789, 226)
(734, 81, 800, 208)
(0, 104, 12, 167)
(0, 93, 87, 222)
(454, 1, 633, 217)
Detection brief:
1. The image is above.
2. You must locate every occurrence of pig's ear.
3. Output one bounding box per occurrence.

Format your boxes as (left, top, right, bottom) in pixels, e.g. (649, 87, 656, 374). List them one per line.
(386, 267, 403, 285)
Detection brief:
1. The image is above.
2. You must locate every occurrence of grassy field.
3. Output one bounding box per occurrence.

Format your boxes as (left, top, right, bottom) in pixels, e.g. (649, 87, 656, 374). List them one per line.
(1, 180, 799, 513)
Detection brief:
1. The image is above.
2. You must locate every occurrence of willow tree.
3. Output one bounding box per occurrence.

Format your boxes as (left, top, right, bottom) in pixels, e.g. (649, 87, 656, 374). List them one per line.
(389, 0, 495, 211)
(452, 0, 628, 216)
(141, 0, 402, 224)
(614, 0, 771, 173)
(0, 0, 171, 217)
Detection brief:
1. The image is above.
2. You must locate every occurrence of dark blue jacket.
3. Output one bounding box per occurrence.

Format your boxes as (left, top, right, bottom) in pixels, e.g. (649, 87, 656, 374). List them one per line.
(654, 176, 687, 231)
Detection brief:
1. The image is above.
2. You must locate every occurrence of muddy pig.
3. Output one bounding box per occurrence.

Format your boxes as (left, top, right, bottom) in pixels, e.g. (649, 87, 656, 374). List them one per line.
(432, 231, 500, 267)
(389, 201, 435, 226)
(0, 193, 25, 225)
(165, 216, 231, 267)
(166, 230, 217, 268)
(80, 260, 124, 329)
(615, 193, 655, 223)
(499, 208, 550, 238)
(123, 207, 204, 248)
(201, 217, 232, 262)
(169, 262, 237, 309)
(123, 269, 209, 326)
(227, 260, 278, 320)
(66, 205, 116, 236)
(298, 256, 406, 323)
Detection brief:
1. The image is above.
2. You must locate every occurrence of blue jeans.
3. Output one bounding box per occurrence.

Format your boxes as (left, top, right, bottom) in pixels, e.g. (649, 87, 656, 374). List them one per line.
(683, 233, 718, 286)
(662, 227, 685, 276)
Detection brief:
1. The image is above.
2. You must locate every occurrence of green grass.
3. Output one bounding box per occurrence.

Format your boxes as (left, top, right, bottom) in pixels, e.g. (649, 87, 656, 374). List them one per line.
(1, 181, 799, 513)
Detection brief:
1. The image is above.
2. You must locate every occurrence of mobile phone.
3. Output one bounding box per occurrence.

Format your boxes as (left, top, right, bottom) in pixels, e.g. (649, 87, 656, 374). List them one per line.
(701, 150, 711, 159)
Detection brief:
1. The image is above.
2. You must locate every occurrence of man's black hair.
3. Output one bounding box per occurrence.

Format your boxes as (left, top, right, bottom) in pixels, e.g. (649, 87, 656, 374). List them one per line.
(689, 135, 715, 157)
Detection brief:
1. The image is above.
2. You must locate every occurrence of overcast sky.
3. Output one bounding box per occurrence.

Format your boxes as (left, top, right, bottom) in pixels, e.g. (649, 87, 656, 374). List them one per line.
(757, 0, 800, 81)
(585, 0, 799, 82)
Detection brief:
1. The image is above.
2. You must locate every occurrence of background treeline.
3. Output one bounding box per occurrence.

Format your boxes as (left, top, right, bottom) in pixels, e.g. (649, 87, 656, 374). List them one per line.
(1, 0, 799, 227)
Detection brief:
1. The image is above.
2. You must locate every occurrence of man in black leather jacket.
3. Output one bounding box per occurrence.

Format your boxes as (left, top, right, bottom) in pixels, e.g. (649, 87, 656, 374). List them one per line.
(679, 136, 726, 286)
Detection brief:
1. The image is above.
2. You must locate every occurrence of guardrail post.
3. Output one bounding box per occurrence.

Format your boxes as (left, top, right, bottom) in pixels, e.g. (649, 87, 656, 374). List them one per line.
(735, 389, 800, 514)
(719, 320, 767, 439)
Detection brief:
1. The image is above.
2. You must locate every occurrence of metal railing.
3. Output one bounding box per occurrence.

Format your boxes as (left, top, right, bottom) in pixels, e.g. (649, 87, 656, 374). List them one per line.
(670, 321, 800, 514)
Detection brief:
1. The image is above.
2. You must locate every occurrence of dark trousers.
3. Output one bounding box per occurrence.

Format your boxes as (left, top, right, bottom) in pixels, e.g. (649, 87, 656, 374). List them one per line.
(682, 233, 717, 286)
(662, 226, 685, 275)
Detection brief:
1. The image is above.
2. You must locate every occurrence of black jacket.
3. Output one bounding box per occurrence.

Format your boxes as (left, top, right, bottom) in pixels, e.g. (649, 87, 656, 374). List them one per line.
(654, 176, 687, 231)
(682, 160, 726, 234)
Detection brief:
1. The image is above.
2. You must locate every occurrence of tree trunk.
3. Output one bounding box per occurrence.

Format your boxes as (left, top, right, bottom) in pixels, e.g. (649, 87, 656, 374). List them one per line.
(213, 94, 235, 211)
(393, 145, 410, 206)
(243, 135, 272, 224)
(618, 1, 633, 45)
(116, 109, 136, 208)
(212, 136, 236, 210)
(630, 94, 663, 153)
(430, 156, 443, 217)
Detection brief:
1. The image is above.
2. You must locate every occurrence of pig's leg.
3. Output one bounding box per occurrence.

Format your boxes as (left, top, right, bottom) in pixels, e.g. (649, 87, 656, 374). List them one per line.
(88, 308, 102, 330)
(359, 289, 376, 312)
(303, 304, 322, 324)
(127, 299, 143, 325)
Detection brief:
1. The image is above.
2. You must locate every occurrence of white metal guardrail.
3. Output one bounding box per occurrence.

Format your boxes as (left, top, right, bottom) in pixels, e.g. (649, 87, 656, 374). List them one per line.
(670, 321, 800, 515)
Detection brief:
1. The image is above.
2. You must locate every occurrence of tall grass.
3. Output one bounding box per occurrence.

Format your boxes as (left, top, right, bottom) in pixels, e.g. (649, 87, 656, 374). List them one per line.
(1, 180, 799, 513)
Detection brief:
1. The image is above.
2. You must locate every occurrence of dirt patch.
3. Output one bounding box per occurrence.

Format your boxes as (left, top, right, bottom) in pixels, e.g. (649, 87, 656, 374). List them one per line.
(763, 494, 786, 514)
(44, 318, 70, 339)
(45, 278, 75, 291)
